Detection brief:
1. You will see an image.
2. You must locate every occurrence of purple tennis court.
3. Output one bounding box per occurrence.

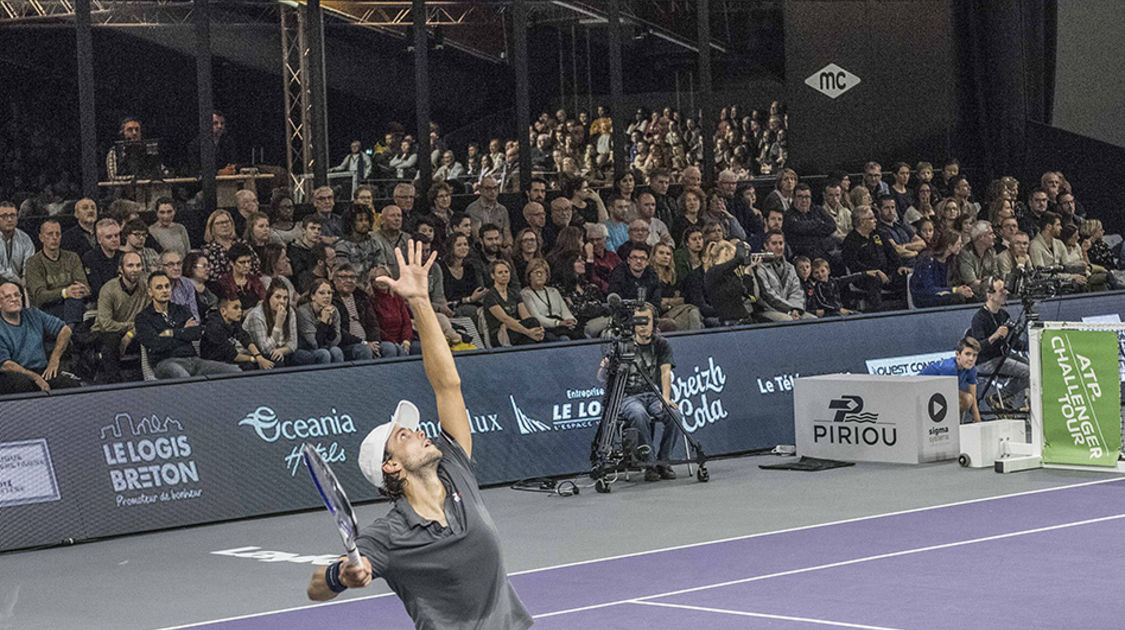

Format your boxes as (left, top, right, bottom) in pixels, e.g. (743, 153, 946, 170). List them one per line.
(169, 477, 1125, 630)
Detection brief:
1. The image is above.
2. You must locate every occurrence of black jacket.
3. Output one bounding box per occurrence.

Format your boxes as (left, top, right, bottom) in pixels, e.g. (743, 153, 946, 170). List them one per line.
(682, 267, 718, 318)
(784, 206, 837, 261)
(607, 263, 663, 304)
(332, 288, 383, 346)
(805, 273, 862, 316)
(842, 230, 902, 276)
(135, 302, 202, 365)
(200, 311, 252, 363)
(704, 259, 754, 321)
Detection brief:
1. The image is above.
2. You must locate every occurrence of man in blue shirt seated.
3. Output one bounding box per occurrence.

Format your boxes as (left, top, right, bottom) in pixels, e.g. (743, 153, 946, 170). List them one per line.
(920, 337, 982, 423)
(0, 282, 81, 393)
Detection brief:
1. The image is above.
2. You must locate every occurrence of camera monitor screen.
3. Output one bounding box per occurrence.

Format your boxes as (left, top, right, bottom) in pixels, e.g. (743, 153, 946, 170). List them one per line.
(113, 139, 162, 179)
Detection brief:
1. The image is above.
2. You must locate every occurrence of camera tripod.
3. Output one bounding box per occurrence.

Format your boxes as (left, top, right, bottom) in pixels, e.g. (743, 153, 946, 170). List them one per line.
(977, 296, 1036, 417)
(589, 335, 709, 493)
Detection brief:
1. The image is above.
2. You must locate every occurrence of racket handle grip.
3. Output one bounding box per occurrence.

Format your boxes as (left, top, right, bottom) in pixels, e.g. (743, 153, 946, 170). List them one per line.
(346, 547, 362, 567)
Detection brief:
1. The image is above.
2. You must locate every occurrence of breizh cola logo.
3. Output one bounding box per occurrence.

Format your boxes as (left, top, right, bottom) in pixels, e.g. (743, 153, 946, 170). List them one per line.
(671, 357, 729, 432)
(238, 406, 357, 476)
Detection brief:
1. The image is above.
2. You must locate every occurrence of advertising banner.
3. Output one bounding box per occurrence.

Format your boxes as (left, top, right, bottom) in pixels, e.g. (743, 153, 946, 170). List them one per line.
(2, 291, 1122, 551)
(1040, 330, 1122, 466)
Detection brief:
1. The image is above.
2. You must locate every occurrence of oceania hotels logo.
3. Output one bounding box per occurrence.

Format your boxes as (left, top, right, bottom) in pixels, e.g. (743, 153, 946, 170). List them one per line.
(238, 406, 357, 476)
(238, 406, 357, 443)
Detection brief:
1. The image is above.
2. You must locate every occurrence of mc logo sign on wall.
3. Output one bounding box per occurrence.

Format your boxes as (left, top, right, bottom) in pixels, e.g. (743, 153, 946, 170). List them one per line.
(805, 63, 861, 99)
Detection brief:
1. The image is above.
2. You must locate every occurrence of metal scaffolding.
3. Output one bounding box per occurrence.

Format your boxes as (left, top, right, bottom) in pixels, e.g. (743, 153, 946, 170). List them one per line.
(0, 1, 196, 26)
(336, 1, 481, 27)
(280, 3, 313, 198)
(9, 0, 765, 196)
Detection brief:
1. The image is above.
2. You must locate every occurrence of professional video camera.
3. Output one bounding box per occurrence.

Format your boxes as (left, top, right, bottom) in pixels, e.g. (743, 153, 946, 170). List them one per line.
(733, 240, 778, 266)
(977, 266, 1065, 417)
(604, 292, 651, 338)
(1006, 265, 1077, 301)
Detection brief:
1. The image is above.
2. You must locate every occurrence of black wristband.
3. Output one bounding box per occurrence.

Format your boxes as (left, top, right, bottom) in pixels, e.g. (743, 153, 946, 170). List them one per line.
(325, 561, 347, 593)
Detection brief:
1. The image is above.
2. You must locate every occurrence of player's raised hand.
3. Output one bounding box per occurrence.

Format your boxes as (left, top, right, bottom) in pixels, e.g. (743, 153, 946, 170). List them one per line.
(375, 240, 436, 301)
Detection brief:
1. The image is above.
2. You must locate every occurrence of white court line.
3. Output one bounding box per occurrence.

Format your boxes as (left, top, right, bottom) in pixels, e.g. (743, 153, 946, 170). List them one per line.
(512, 475, 1125, 576)
(631, 600, 904, 630)
(155, 477, 1125, 630)
(531, 512, 1125, 619)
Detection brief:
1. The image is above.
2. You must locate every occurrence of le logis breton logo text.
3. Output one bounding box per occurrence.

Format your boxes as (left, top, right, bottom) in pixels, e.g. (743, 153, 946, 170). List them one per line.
(238, 406, 357, 475)
(99, 413, 203, 507)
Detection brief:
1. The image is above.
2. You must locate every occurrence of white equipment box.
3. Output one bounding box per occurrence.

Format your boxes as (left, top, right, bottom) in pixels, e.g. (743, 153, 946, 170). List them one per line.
(794, 374, 960, 464)
(957, 420, 1026, 468)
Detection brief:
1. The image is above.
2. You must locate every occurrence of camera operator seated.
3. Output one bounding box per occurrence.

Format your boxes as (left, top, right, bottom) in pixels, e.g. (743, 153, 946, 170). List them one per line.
(601, 302, 678, 481)
(970, 277, 1029, 409)
(919, 337, 982, 424)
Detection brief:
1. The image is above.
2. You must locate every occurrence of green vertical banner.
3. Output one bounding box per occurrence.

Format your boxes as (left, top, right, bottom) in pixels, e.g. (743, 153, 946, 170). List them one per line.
(1040, 330, 1122, 466)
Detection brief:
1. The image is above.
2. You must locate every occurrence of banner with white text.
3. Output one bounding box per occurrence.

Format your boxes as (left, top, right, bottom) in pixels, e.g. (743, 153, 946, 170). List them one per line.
(1040, 330, 1122, 466)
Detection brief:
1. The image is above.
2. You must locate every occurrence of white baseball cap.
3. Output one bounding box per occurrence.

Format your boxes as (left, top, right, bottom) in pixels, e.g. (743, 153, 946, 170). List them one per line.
(358, 400, 421, 489)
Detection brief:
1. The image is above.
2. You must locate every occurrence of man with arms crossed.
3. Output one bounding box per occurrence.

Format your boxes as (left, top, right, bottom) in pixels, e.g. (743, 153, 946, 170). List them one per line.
(306, 241, 532, 630)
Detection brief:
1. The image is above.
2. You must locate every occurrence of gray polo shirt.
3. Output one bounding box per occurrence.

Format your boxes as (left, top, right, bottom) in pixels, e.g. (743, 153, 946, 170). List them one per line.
(356, 433, 532, 630)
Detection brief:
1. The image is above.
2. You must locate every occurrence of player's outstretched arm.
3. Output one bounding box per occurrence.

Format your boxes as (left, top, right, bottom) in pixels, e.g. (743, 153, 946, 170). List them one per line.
(376, 241, 472, 457)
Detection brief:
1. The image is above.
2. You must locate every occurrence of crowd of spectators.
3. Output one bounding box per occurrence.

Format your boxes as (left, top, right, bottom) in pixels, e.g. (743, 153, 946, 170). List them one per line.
(340, 102, 788, 196)
(1, 98, 1121, 394)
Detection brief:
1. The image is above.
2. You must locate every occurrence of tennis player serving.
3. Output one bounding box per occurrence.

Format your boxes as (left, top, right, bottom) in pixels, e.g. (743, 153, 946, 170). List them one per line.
(306, 240, 533, 629)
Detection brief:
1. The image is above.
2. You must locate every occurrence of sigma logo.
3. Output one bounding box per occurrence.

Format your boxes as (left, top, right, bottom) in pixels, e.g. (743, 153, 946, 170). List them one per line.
(805, 63, 860, 99)
(865, 351, 954, 376)
(812, 395, 897, 447)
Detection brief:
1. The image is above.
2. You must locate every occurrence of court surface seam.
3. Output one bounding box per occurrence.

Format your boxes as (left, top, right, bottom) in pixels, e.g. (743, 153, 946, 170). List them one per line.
(630, 600, 905, 630)
(531, 512, 1125, 619)
(153, 477, 1125, 630)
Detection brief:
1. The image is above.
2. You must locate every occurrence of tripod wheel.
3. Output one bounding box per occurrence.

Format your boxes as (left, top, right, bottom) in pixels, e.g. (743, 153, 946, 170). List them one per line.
(595, 479, 611, 493)
(696, 467, 710, 482)
(958, 454, 970, 468)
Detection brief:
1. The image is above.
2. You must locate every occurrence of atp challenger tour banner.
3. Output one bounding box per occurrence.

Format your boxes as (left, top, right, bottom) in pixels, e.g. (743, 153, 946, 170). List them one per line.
(2, 292, 1123, 551)
(1040, 330, 1122, 466)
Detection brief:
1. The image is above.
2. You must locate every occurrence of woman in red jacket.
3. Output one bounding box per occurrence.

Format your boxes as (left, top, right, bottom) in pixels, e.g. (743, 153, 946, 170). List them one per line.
(367, 266, 421, 355)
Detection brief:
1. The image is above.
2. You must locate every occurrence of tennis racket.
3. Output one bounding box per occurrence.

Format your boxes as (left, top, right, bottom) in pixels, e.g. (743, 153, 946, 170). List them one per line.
(302, 443, 363, 566)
